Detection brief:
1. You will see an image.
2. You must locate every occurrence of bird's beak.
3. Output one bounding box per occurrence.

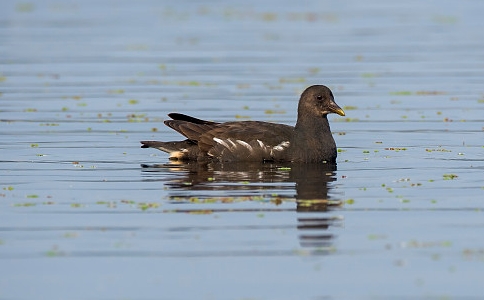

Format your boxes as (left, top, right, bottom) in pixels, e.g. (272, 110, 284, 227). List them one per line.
(329, 102, 345, 116)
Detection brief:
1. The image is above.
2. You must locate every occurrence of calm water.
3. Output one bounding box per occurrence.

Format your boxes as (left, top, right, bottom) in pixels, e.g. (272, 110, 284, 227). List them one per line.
(1, 0, 484, 299)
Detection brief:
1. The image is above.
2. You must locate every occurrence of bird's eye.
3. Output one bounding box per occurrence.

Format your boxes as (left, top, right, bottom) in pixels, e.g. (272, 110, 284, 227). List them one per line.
(316, 95, 323, 100)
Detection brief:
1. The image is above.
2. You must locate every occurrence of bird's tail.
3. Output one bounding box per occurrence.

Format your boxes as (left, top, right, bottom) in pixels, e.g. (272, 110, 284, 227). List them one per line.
(140, 140, 198, 160)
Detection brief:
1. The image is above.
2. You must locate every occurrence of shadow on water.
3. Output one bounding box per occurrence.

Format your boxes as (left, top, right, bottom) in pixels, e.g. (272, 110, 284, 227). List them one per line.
(142, 162, 343, 251)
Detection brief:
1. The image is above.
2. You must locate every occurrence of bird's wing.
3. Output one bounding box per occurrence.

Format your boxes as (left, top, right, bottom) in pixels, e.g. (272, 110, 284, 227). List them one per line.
(167, 113, 219, 125)
(163, 113, 220, 142)
(198, 121, 294, 161)
(164, 120, 219, 142)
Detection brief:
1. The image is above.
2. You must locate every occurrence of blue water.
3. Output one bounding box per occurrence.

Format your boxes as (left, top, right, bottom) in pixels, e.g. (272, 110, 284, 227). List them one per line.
(1, 0, 484, 299)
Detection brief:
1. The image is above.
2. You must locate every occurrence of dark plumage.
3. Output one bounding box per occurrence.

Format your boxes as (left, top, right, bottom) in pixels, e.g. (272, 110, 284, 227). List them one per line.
(141, 85, 345, 163)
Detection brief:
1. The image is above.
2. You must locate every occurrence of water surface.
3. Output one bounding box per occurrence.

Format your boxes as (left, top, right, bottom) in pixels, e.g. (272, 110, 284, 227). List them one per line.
(1, 0, 484, 299)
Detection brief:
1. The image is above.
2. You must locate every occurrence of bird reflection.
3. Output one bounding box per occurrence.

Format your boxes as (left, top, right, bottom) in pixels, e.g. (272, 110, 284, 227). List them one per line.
(141, 161, 343, 251)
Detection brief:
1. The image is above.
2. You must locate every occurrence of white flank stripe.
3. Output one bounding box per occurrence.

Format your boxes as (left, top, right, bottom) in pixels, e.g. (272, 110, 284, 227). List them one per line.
(227, 139, 237, 148)
(273, 141, 290, 151)
(236, 140, 253, 151)
(213, 137, 230, 149)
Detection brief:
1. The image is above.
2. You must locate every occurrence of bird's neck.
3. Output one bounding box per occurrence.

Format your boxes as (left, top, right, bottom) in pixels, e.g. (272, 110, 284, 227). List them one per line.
(295, 114, 332, 135)
(293, 115, 336, 163)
